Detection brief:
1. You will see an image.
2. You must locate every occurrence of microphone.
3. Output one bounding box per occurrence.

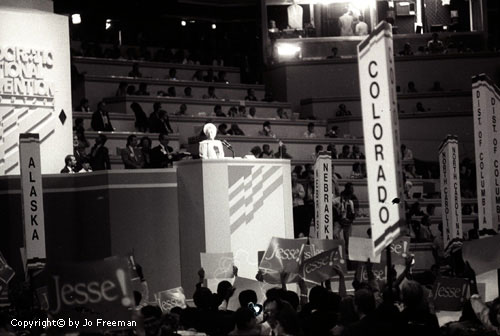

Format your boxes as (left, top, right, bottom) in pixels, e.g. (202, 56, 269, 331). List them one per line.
(221, 139, 235, 158)
(221, 139, 233, 149)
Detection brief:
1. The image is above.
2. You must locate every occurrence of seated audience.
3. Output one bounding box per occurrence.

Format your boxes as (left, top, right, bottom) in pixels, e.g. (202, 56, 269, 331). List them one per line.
(91, 101, 113, 131)
(336, 103, 351, 116)
(338, 145, 351, 159)
(203, 86, 219, 99)
(247, 107, 256, 118)
(275, 144, 292, 159)
(78, 157, 93, 173)
(262, 91, 274, 102)
(245, 88, 258, 101)
(260, 144, 274, 158)
(204, 69, 216, 82)
(216, 71, 228, 83)
(167, 86, 176, 97)
(139, 136, 152, 168)
(312, 145, 324, 160)
(128, 62, 142, 77)
(76, 98, 91, 112)
(175, 103, 187, 116)
(167, 68, 177, 80)
(258, 121, 276, 138)
(276, 107, 289, 119)
(238, 106, 246, 117)
(218, 123, 228, 135)
(130, 102, 149, 132)
(327, 144, 338, 159)
(399, 42, 414, 56)
(326, 46, 339, 59)
(326, 125, 339, 138)
(60, 155, 77, 173)
(183, 86, 193, 98)
(149, 103, 173, 134)
(126, 85, 136, 95)
(427, 33, 445, 54)
(415, 102, 428, 112)
(135, 83, 150, 96)
(227, 106, 238, 117)
(430, 81, 444, 91)
(304, 122, 317, 138)
(151, 133, 175, 168)
(349, 145, 365, 159)
(350, 162, 364, 179)
(192, 69, 205, 81)
(115, 82, 128, 97)
(227, 124, 245, 136)
(121, 135, 144, 169)
(89, 134, 110, 170)
(401, 144, 413, 160)
(214, 105, 226, 117)
(407, 81, 418, 93)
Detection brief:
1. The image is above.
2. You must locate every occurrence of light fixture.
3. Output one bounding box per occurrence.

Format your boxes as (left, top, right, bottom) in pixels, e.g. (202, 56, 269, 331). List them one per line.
(105, 19, 112, 30)
(212, 24, 216, 30)
(181, 20, 187, 26)
(190, 20, 196, 23)
(71, 14, 81, 25)
(277, 43, 301, 57)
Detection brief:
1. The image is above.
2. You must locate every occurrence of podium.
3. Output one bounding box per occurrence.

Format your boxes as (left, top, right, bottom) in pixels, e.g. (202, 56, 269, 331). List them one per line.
(176, 158, 293, 297)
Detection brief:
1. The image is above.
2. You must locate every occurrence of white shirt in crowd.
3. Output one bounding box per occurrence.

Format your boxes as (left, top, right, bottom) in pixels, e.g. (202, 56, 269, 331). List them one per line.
(339, 13, 354, 36)
(355, 21, 369, 36)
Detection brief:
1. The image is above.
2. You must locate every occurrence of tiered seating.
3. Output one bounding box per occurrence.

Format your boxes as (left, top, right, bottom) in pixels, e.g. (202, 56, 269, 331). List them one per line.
(326, 111, 473, 162)
(103, 96, 292, 120)
(74, 52, 479, 268)
(301, 91, 472, 120)
(72, 56, 241, 82)
(74, 112, 325, 143)
(80, 75, 266, 110)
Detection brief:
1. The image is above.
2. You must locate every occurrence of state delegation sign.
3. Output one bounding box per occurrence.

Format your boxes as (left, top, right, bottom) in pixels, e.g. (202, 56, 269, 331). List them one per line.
(19, 133, 46, 268)
(472, 74, 500, 231)
(439, 136, 463, 247)
(357, 22, 404, 255)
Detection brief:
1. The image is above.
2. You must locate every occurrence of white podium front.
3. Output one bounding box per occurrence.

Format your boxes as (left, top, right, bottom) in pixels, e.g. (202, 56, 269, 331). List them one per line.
(176, 158, 293, 297)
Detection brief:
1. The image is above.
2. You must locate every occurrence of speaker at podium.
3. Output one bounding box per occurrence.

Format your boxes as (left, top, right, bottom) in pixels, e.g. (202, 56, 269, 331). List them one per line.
(176, 158, 294, 297)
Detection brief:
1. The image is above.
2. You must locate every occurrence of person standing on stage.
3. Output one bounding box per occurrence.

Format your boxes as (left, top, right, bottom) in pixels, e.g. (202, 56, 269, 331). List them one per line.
(339, 8, 354, 36)
(199, 123, 225, 159)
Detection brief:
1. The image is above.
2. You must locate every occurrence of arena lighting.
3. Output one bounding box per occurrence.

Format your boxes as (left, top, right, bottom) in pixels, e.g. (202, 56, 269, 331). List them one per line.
(71, 14, 81, 24)
(276, 43, 301, 57)
(181, 20, 187, 26)
(190, 20, 196, 23)
(105, 19, 112, 30)
(212, 23, 217, 29)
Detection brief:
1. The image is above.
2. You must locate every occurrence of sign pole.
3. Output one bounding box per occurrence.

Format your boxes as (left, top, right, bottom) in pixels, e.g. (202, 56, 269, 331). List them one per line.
(385, 245, 393, 302)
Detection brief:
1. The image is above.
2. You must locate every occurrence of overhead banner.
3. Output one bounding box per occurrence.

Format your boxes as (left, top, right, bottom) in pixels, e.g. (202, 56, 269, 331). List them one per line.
(472, 74, 500, 231)
(47, 257, 135, 331)
(357, 21, 404, 255)
(19, 133, 46, 268)
(314, 155, 333, 239)
(438, 136, 463, 247)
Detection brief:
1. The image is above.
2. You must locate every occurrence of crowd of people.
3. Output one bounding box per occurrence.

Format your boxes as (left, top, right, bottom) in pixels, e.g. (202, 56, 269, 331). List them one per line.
(2, 235, 498, 336)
